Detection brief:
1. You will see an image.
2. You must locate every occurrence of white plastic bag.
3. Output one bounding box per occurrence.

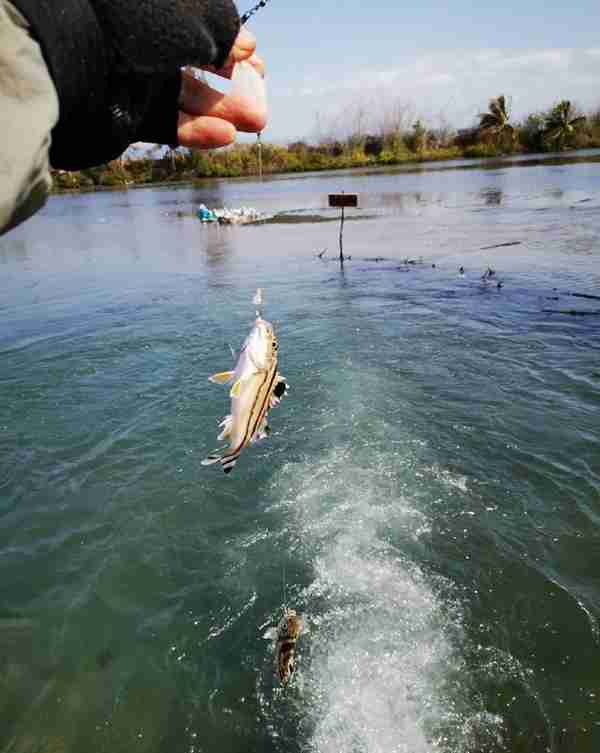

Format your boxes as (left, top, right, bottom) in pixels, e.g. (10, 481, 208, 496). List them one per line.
(181, 60, 267, 130)
(230, 60, 267, 123)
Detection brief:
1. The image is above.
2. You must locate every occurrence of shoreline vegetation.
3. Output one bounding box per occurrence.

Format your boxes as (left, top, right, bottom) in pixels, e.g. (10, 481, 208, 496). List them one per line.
(51, 98, 600, 192)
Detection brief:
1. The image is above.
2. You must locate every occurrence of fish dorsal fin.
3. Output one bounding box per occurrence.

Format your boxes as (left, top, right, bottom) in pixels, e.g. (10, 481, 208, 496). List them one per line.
(209, 371, 235, 385)
(229, 379, 243, 398)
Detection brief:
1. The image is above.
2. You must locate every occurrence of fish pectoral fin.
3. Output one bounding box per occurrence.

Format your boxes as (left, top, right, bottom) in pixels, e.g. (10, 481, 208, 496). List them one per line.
(229, 379, 243, 398)
(229, 373, 261, 398)
(262, 628, 278, 640)
(209, 371, 235, 385)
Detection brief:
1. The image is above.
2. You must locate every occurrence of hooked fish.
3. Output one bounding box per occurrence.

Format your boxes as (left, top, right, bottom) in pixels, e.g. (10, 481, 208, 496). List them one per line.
(202, 290, 287, 474)
(263, 608, 303, 684)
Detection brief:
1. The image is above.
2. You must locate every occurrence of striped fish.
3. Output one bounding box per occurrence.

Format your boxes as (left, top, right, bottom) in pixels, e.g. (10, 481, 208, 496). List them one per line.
(263, 608, 303, 684)
(202, 297, 287, 474)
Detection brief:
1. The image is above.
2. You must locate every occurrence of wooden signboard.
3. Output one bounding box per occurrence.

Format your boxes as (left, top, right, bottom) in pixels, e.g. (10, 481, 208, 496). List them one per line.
(328, 194, 357, 263)
(329, 193, 358, 208)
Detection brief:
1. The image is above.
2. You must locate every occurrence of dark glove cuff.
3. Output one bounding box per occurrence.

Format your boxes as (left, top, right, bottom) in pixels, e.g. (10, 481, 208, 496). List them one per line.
(136, 70, 182, 147)
(12, 0, 239, 169)
(49, 69, 182, 168)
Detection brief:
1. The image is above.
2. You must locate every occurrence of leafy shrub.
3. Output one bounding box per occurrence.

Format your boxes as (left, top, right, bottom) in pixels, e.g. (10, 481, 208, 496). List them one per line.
(463, 143, 501, 158)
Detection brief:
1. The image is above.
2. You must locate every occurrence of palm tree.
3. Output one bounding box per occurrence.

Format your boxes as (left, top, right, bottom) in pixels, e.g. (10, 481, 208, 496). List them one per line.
(543, 101, 586, 150)
(478, 95, 514, 149)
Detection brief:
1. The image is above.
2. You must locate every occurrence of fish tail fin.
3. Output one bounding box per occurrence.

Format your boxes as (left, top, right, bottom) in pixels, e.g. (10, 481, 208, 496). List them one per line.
(201, 448, 241, 474)
(201, 451, 224, 467)
(220, 451, 240, 474)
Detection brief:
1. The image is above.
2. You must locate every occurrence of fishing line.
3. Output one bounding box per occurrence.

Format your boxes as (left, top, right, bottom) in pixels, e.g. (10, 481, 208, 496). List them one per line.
(282, 560, 288, 612)
(239, 0, 272, 165)
(240, 0, 273, 24)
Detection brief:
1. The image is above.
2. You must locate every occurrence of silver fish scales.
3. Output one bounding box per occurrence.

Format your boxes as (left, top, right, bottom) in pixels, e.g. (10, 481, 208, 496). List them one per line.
(202, 291, 287, 474)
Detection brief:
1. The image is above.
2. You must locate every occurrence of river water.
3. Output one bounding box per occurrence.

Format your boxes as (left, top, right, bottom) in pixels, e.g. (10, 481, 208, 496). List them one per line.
(1, 152, 599, 753)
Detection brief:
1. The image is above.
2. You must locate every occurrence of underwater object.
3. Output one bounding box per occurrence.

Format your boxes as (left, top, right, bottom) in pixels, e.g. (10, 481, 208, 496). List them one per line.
(263, 608, 303, 684)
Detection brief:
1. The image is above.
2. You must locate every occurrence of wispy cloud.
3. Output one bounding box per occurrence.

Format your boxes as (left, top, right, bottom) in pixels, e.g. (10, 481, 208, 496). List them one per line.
(269, 47, 600, 141)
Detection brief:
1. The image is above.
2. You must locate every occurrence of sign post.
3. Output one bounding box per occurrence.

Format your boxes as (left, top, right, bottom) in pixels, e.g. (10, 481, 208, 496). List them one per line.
(329, 193, 358, 264)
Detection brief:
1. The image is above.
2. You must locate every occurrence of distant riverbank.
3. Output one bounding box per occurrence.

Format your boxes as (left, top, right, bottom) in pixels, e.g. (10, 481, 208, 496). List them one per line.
(50, 97, 600, 192)
(51, 144, 600, 195)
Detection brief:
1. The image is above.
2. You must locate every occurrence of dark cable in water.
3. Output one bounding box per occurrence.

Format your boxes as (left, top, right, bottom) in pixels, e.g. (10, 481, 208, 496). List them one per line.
(240, 0, 272, 24)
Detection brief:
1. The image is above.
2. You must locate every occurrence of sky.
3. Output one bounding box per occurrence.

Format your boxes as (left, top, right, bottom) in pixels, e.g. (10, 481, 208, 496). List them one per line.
(233, 0, 600, 144)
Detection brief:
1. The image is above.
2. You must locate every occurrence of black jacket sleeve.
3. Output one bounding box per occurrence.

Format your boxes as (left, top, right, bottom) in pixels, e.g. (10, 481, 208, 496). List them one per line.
(12, 0, 240, 170)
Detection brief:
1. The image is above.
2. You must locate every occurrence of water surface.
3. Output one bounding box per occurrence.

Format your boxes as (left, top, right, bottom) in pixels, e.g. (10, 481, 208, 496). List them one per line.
(1, 152, 599, 753)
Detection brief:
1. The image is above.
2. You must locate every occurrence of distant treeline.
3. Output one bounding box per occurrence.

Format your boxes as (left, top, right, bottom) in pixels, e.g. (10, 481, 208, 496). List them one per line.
(51, 98, 600, 191)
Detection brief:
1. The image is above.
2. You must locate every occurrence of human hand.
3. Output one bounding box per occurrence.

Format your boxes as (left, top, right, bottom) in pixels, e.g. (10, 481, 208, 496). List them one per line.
(177, 27, 267, 149)
(44, 0, 250, 169)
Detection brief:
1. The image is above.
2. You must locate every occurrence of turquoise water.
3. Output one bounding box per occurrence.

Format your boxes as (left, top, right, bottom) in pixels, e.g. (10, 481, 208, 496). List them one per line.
(1, 154, 600, 753)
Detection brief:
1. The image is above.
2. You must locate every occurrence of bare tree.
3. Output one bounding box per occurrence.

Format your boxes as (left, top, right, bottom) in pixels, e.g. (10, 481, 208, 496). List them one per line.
(431, 108, 455, 149)
(345, 101, 369, 147)
(377, 97, 415, 151)
(382, 97, 414, 137)
(311, 94, 415, 153)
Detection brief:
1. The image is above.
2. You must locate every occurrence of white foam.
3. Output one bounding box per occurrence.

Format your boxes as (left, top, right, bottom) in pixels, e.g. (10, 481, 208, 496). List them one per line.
(261, 443, 475, 753)
(256, 369, 539, 751)
(304, 543, 452, 753)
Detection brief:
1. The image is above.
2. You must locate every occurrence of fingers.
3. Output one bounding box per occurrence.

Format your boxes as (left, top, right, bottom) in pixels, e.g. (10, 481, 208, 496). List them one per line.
(205, 27, 263, 79)
(177, 27, 267, 150)
(177, 113, 237, 149)
(229, 27, 256, 64)
(179, 71, 267, 134)
(245, 53, 265, 79)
